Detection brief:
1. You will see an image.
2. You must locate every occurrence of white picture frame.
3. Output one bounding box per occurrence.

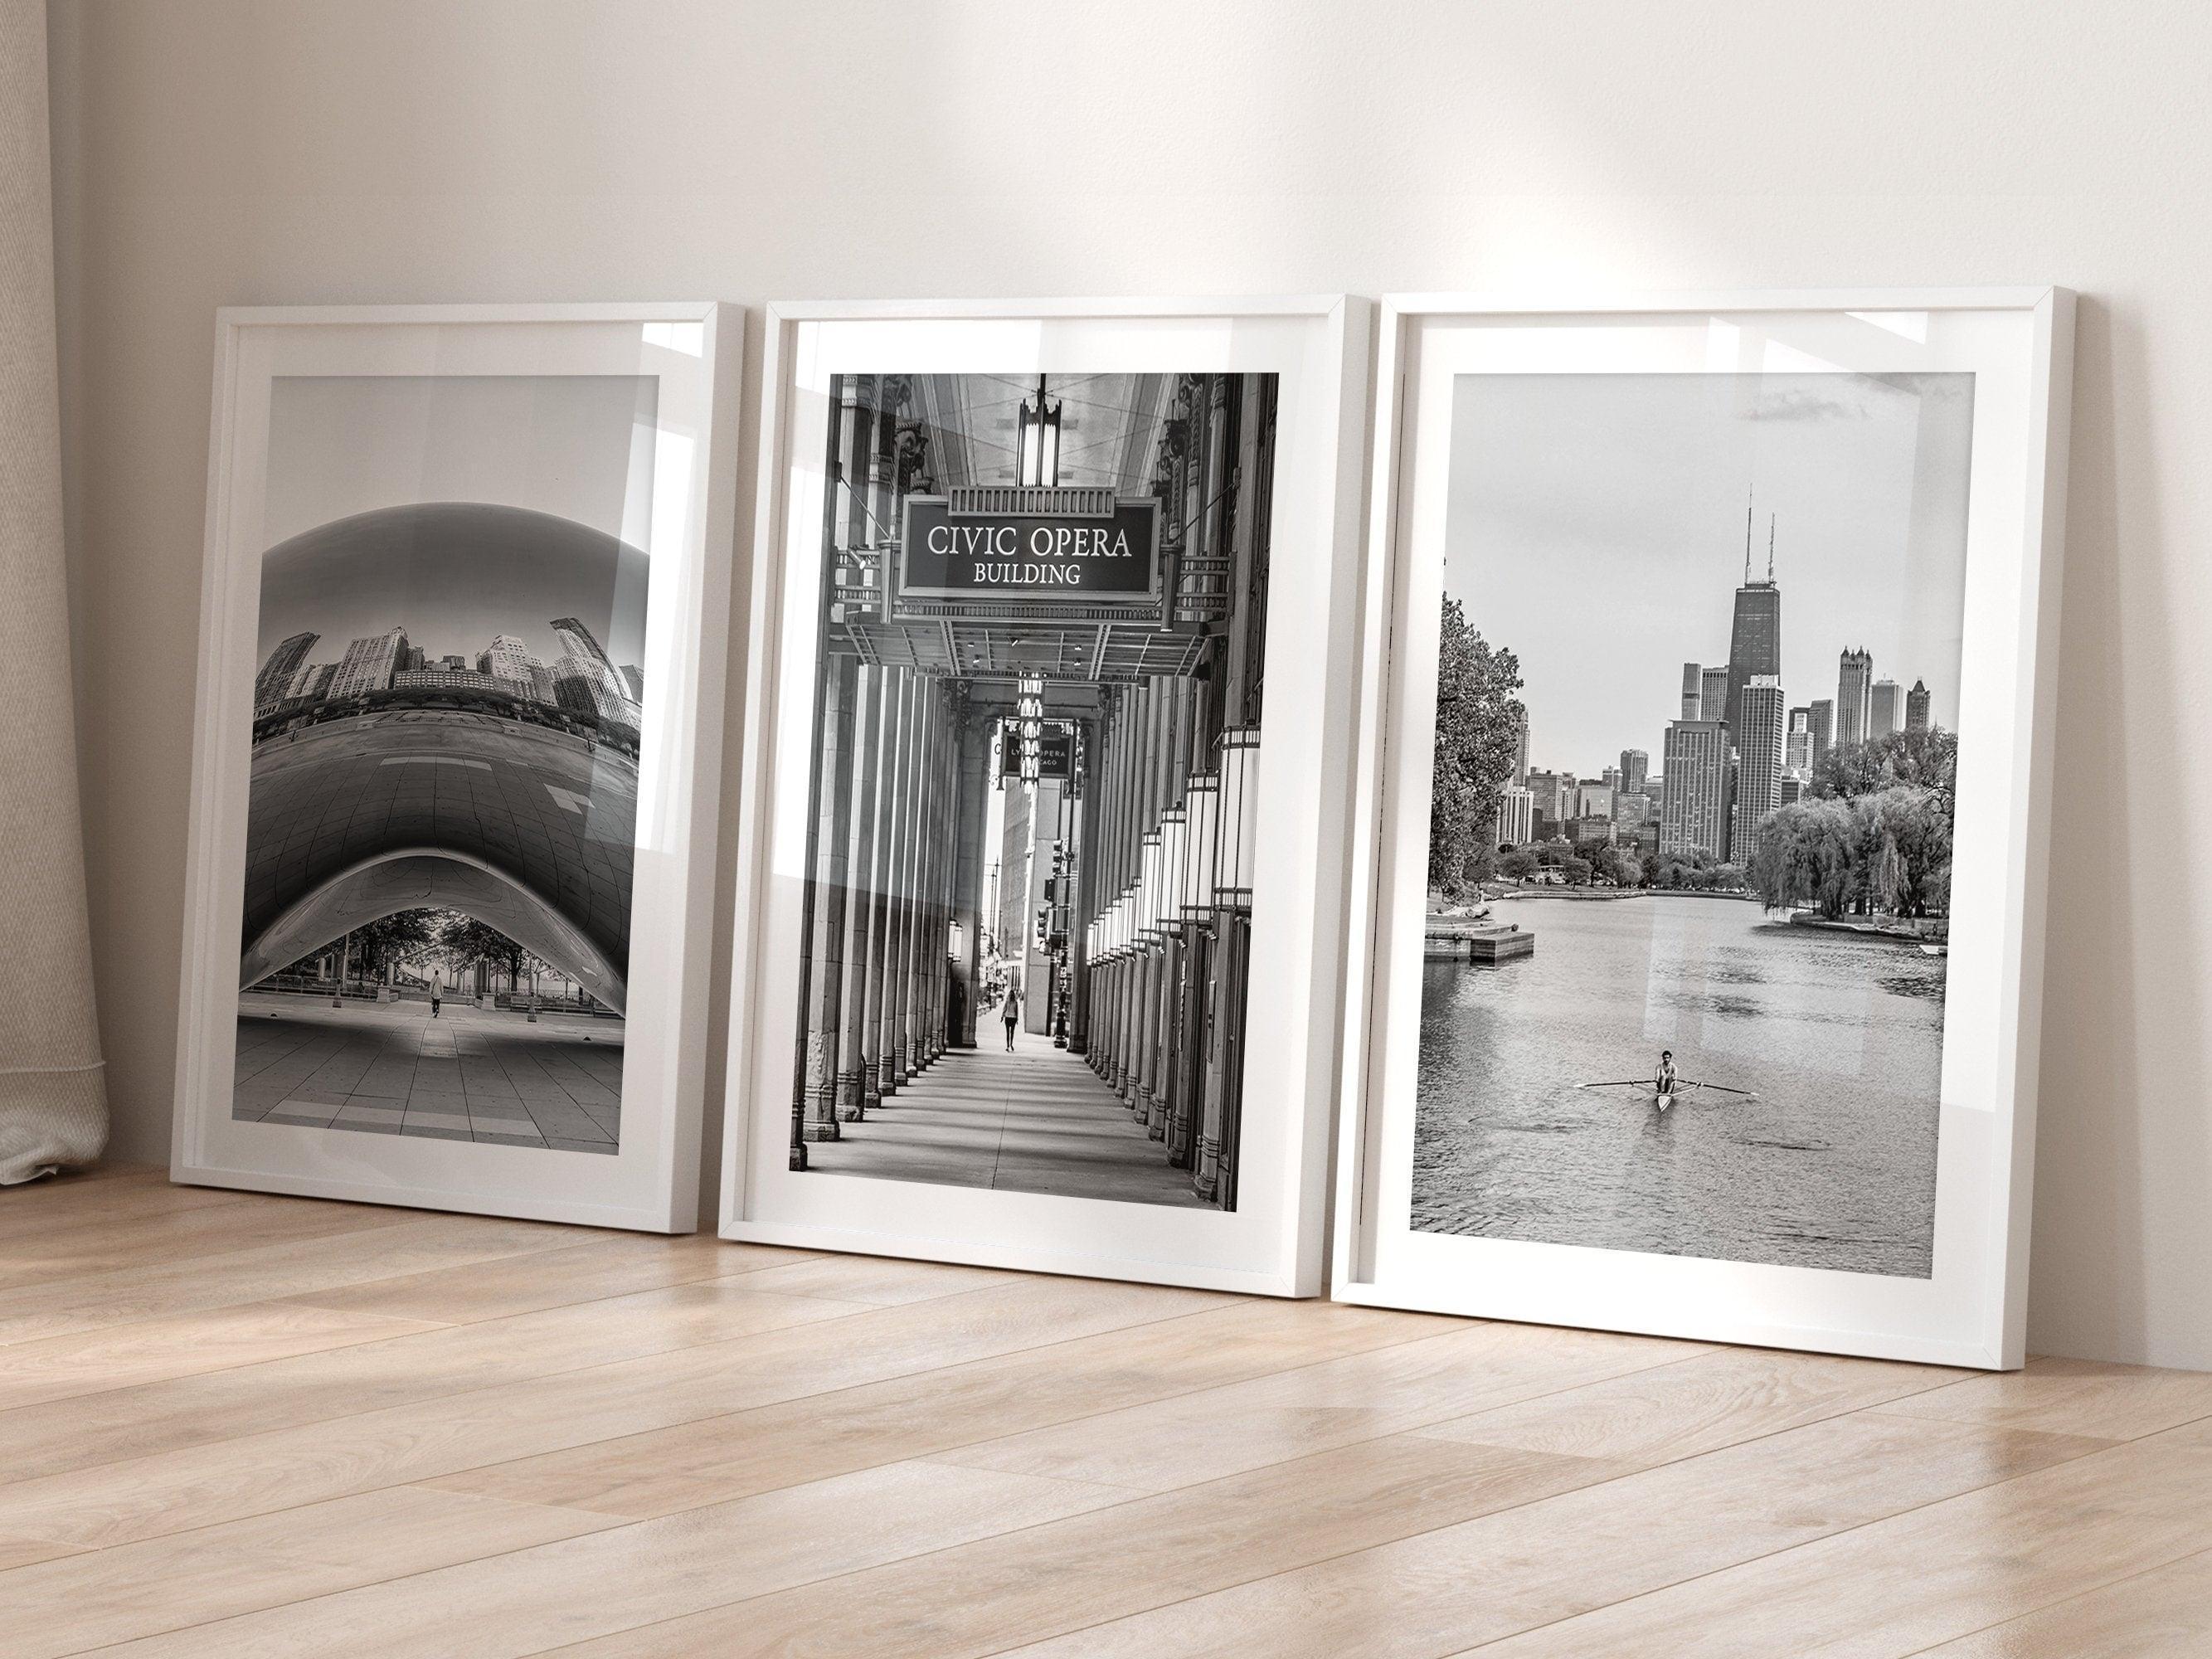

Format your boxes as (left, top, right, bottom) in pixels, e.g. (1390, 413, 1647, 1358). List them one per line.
(1332, 289, 2074, 1366)
(720, 297, 1371, 1295)
(172, 303, 742, 1233)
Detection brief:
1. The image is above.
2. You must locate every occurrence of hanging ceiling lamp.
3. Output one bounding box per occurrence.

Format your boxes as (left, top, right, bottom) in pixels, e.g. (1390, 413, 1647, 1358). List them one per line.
(1015, 375, 1062, 488)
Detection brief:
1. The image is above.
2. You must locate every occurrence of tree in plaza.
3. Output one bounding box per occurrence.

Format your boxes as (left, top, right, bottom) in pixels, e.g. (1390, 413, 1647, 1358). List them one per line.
(1560, 853, 1593, 887)
(1427, 600, 1524, 898)
(435, 912, 527, 990)
(1499, 846, 1539, 881)
(343, 909, 437, 980)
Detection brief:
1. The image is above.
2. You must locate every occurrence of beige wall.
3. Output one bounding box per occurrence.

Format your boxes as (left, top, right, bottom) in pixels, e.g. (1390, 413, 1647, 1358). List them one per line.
(46, 0, 2212, 1367)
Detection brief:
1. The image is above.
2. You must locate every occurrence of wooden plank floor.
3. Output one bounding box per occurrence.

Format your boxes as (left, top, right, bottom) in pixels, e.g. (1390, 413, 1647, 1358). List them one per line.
(2, 1169, 2208, 1657)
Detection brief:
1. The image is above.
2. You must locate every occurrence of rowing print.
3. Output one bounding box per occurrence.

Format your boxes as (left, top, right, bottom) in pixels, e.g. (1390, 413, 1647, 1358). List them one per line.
(1412, 368, 1971, 1278)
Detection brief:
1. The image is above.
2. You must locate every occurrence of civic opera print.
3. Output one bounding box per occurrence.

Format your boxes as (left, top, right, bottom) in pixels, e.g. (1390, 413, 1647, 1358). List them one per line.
(785, 372, 1274, 1209)
(230, 375, 652, 1155)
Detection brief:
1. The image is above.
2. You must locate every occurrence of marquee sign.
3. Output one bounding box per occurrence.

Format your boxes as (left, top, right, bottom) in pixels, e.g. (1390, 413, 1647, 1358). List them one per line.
(899, 493, 1162, 606)
(999, 718, 1075, 781)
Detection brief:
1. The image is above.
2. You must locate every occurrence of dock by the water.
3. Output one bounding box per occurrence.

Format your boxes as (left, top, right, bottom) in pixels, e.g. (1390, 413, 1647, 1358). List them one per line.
(1425, 916, 1534, 963)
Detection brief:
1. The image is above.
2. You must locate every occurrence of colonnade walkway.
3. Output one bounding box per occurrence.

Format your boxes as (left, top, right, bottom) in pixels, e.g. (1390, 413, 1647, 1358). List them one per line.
(809, 1025, 1206, 1207)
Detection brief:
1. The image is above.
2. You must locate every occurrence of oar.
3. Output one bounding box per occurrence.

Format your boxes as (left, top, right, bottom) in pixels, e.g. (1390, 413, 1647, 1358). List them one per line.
(1576, 1079, 1650, 1090)
(1681, 1080, 1757, 1097)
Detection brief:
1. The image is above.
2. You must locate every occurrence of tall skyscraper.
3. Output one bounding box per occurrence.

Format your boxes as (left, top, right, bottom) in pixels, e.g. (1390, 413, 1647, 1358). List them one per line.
(1511, 703, 1530, 785)
(255, 632, 318, 713)
(1785, 706, 1813, 776)
(620, 664, 645, 703)
(1808, 698, 1834, 768)
(1497, 785, 1534, 846)
(284, 661, 336, 706)
(1661, 719, 1731, 859)
(997, 776, 1034, 956)
(550, 616, 617, 674)
(1731, 676, 1787, 855)
(1869, 678, 1902, 739)
(1700, 665, 1730, 728)
(480, 633, 538, 688)
(329, 627, 409, 700)
(549, 617, 639, 722)
(553, 654, 637, 726)
(1836, 649, 1874, 748)
(1524, 768, 1563, 834)
(1906, 679, 1932, 732)
(1680, 663, 1703, 721)
(1723, 518, 1782, 735)
(1618, 748, 1648, 797)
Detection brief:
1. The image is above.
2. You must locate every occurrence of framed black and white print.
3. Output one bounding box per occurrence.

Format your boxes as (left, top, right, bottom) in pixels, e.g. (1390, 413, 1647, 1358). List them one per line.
(172, 304, 741, 1231)
(721, 299, 1369, 1294)
(1334, 292, 2073, 1365)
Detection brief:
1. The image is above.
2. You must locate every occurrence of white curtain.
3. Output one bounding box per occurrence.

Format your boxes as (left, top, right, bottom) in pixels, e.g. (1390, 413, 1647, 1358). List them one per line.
(0, 0, 107, 1180)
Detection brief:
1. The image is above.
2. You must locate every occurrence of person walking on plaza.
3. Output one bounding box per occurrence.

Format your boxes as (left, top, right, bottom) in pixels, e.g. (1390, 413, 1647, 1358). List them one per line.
(1000, 982, 1021, 1052)
(430, 973, 442, 1019)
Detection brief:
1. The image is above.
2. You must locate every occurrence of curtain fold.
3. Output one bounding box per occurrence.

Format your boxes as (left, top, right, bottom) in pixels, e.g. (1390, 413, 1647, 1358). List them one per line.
(0, 0, 108, 1181)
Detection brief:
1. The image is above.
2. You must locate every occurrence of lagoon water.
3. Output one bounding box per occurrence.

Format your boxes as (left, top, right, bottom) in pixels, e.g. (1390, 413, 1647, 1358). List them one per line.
(1412, 893, 1943, 1277)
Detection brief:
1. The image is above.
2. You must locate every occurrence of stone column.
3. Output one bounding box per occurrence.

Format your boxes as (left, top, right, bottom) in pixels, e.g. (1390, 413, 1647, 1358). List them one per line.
(902, 684, 939, 1076)
(1196, 911, 1248, 1204)
(946, 706, 977, 1051)
(886, 673, 925, 1087)
(1192, 374, 1272, 1205)
(832, 664, 885, 1120)
(870, 669, 912, 1104)
(796, 655, 857, 1141)
(1116, 684, 1150, 1103)
(1067, 747, 1092, 1055)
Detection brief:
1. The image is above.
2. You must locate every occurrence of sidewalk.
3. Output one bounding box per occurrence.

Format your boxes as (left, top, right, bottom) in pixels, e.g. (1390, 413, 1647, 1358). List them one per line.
(231, 991, 624, 1153)
(809, 1025, 1206, 1207)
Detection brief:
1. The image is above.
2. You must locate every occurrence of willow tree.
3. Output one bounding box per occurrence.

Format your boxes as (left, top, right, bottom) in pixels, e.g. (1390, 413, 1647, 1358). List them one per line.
(1428, 598, 1525, 898)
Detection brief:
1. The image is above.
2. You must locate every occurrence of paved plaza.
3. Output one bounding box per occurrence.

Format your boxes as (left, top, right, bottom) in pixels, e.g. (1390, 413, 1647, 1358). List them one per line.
(233, 991, 623, 1152)
(807, 1026, 1206, 1207)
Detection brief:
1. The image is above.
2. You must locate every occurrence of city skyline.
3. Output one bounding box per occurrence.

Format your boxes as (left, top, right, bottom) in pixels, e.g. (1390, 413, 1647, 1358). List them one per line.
(255, 498, 650, 680)
(255, 611, 640, 727)
(1505, 573, 1952, 790)
(1510, 607, 1947, 861)
(1446, 370, 1976, 780)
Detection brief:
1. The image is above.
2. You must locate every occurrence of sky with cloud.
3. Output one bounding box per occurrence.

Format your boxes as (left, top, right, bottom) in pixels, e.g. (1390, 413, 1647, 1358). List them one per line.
(255, 375, 655, 670)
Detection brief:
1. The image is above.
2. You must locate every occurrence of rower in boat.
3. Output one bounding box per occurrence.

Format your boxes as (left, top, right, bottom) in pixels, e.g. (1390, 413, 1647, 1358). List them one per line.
(1577, 1066, 1757, 1111)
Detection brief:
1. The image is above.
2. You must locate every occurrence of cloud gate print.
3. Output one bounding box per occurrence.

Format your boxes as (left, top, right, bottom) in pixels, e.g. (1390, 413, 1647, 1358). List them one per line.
(231, 381, 654, 1155)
